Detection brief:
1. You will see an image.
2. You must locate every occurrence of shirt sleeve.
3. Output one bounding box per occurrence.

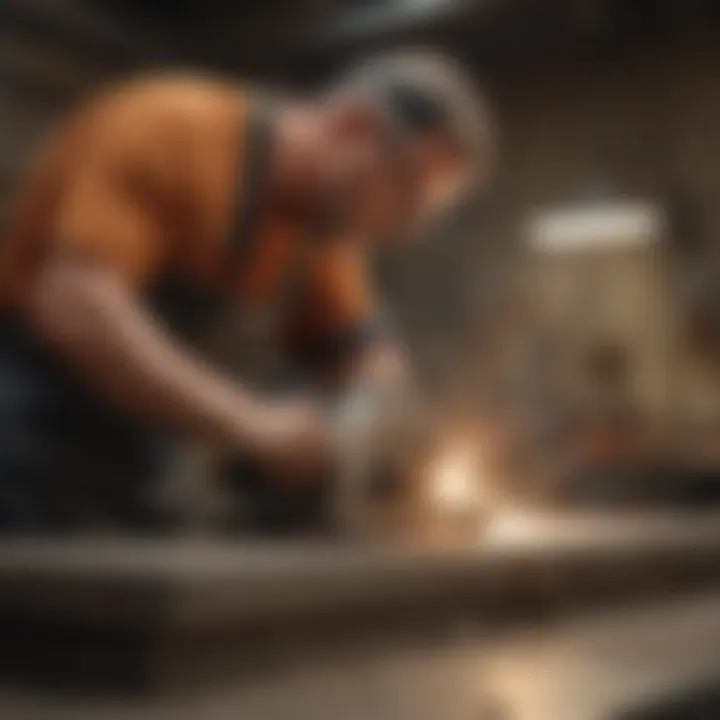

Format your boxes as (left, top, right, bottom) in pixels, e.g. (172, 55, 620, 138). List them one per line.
(51, 148, 169, 287)
(285, 241, 385, 370)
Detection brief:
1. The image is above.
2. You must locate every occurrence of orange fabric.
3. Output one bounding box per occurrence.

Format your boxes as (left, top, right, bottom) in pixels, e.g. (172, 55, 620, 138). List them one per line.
(2, 76, 245, 305)
(1, 75, 376, 358)
(53, 159, 167, 285)
(238, 216, 298, 302)
(308, 242, 375, 333)
(285, 240, 376, 355)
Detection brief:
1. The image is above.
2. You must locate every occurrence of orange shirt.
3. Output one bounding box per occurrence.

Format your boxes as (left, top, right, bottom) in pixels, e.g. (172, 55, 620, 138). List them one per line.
(0, 75, 377, 361)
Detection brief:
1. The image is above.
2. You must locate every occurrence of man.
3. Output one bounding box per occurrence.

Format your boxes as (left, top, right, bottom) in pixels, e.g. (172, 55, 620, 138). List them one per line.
(0, 50, 494, 531)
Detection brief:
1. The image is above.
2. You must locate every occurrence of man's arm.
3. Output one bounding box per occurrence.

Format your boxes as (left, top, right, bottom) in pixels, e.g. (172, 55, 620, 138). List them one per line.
(24, 157, 324, 470)
(29, 258, 272, 449)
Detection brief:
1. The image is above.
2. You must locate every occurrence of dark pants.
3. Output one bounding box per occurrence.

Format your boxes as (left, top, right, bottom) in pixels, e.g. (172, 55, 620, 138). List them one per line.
(0, 316, 171, 533)
(0, 315, 330, 536)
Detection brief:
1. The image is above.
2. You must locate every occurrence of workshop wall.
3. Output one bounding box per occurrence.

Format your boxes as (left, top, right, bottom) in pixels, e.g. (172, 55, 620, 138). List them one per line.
(434, 37, 720, 408)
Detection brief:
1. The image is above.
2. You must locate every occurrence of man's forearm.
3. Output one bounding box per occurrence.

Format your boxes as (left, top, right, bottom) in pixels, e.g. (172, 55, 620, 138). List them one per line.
(26, 259, 260, 449)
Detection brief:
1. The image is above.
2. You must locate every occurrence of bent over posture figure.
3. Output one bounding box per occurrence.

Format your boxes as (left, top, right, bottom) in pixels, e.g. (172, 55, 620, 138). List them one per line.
(0, 51, 494, 532)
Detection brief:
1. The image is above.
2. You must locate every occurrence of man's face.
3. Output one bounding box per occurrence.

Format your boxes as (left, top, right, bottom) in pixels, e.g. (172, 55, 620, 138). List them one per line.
(321, 101, 469, 244)
(356, 129, 469, 245)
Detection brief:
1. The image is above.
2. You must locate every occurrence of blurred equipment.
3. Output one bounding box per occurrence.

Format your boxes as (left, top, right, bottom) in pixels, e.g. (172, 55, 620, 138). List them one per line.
(329, 374, 428, 540)
(516, 198, 720, 506)
(527, 201, 673, 436)
(523, 201, 672, 502)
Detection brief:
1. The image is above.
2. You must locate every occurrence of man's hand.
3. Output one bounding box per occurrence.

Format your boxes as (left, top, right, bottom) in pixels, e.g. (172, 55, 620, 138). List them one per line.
(326, 359, 429, 537)
(251, 400, 331, 483)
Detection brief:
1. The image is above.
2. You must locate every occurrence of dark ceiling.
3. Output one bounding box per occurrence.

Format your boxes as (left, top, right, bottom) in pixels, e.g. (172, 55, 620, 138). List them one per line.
(158, 0, 720, 79)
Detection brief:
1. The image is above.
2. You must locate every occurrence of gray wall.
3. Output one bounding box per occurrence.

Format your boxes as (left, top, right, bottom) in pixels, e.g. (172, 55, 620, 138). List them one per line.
(492, 37, 720, 255)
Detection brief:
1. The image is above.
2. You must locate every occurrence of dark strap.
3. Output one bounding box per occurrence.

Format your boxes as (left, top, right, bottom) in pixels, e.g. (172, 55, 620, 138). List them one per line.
(294, 317, 385, 370)
(224, 89, 317, 346)
(226, 92, 276, 263)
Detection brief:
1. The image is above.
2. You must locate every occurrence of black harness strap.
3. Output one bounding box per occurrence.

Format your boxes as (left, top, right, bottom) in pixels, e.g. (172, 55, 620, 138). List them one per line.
(226, 92, 277, 264)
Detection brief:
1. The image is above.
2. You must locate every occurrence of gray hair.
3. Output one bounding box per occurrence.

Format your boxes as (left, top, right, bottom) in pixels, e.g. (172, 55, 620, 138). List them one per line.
(335, 48, 497, 192)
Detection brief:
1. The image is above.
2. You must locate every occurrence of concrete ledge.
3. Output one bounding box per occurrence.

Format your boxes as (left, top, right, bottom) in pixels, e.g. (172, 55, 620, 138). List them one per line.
(1, 512, 720, 627)
(1, 512, 719, 692)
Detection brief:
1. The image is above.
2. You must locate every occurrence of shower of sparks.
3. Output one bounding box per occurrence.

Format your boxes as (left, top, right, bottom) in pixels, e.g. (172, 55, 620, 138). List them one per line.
(427, 444, 483, 510)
